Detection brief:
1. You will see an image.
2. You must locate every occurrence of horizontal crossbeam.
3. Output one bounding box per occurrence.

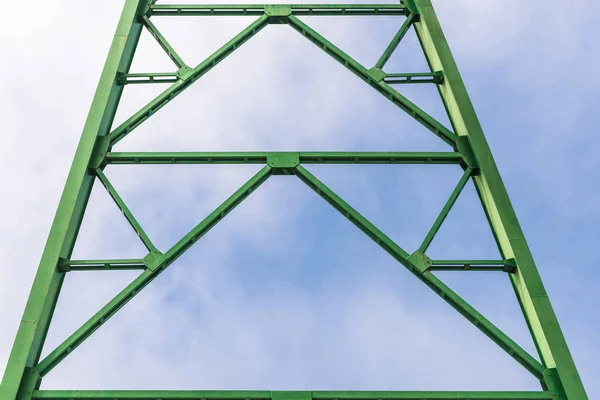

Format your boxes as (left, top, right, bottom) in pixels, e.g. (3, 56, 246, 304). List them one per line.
(59, 259, 147, 272)
(384, 72, 443, 85)
(119, 73, 179, 85)
(32, 390, 553, 400)
(430, 260, 515, 273)
(105, 152, 462, 165)
(150, 4, 409, 16)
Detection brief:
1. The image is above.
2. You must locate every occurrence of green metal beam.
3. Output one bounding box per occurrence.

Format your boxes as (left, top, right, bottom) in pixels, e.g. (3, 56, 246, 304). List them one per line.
(150, 4, 409, 16)
(417, 168, 471, 253)
(2, 0, 586, 398)
(412, 0, 588, 396)
(35, 166, 272, 377)
(286, 16, 456, 147)
(104, 152, 462, 165)
(59, 259, 147, 272)
(375, 14, 415, 69)
(295, 165, 544, 380)
(429, 260, 511, 272)
(95, 169, 157, 253)
(32, 390, 553, 400)
(142, 16, 188, 69)
(383, 72, 443, 85)
(0, 1, 147, 399)
(107, 14, 269, 146)
(118, 72, 179, 85)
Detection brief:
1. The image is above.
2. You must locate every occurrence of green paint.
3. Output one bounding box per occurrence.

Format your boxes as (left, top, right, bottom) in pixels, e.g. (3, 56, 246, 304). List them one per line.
(32, 390, 553, 400)
(1, 2, 586, 399)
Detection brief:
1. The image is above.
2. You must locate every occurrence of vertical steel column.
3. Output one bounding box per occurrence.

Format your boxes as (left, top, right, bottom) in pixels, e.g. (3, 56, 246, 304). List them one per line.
(0, 1, 147, 399)
(411, 0, 587, 398)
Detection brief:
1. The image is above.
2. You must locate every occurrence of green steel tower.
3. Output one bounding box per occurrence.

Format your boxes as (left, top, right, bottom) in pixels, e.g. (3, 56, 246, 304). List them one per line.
(0, 0, 588, 399)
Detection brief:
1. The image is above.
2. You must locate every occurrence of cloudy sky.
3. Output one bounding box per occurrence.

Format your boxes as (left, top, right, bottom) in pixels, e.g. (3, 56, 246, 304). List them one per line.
(0, 0, 598, 397)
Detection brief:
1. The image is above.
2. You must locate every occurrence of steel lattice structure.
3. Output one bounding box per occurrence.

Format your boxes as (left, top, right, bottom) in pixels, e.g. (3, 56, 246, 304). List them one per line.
(0, 0, 588, 399)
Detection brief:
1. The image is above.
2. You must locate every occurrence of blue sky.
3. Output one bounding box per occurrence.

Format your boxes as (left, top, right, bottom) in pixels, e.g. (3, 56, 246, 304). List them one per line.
(0, 0, 598, 397)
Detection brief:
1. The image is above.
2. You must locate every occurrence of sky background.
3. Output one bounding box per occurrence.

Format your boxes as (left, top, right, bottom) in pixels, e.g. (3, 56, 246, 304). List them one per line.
(0, 0, 599, 397)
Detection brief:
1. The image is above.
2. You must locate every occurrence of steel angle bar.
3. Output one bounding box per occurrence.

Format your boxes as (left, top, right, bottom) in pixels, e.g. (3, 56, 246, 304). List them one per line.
(383, 72, 443, 85)
(295, 165, 544, 379)
(33, 390, 553, 400)
(107, 152, 269, 164)
(0, 1, 147, 398)
(35, 166, 272, 377)
(429, 259, 509, 272)
(95, 169, 157, 253)
(105, 152, 462, 165)
(298, 152, 460, 164)
(417, 168, 471, 253)
(119, 72, 179, 85)
(60, 259, 147, 272)
(150, 4, 409, 17)
(375, 14, 416, 69)
(286, 16, 456, 147)
(142, 16, 188, 69)
(163, 165, 272, 262)
(413, 0, 587, 395)
(107, 14, 269, 146)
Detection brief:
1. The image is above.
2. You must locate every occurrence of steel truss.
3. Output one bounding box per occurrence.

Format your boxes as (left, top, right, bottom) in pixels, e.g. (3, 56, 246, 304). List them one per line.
(0, 0, 588, 399)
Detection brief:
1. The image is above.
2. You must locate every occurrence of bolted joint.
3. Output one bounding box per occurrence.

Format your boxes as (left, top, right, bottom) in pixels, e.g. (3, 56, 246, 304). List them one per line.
(408, 251, 433, 273)
(89, 136, 111, 170)
(456, 135, 479, 172)
(367, 67, 386, 83)
(543, 368, 567, 399)
(57, 258, 70, 273)
(15, 367, 41, 400)
(403, 0, 419, 15)
(176, 66, 192, 80)
(504, 258, 517, 273)
(265, 5, 292, 24)
(272, 392, 312, 400)
(116, 72, 127, 86)
(143, 250, 166, 271)
(139, 0, 157, 18)
(267, 152, 299, 175)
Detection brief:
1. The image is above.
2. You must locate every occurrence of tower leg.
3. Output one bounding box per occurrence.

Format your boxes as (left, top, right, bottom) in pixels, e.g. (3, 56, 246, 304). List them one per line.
(412, 0, 587, 398)
(0, 1, 146, 398)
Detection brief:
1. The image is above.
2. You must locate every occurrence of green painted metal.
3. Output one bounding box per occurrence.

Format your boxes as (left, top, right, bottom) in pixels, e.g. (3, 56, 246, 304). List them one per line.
(411, 0, 587, 397)
(58, 259, 147, 272)
(108, 14, 270, 145)
(417, 167, 471, 253)
(141, 16, 188, 69)
(95, 168, 157, 252)
(383, 72, 444, 85)
(0, 1, 148, 399)
(32, 390, 553, 400)
(105, 152, 462, 164)
(286, 15, 456, 147)
(375, 14, 416, 69)
(428, 260, 514, 273)
(1, 1, 586, 399)
(150, 4, 409, 16)
(429, 260, 512, 272)
(35, 166, 271, 378)
(119, 72, 179, 85)
(295, 165, 544, 380)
